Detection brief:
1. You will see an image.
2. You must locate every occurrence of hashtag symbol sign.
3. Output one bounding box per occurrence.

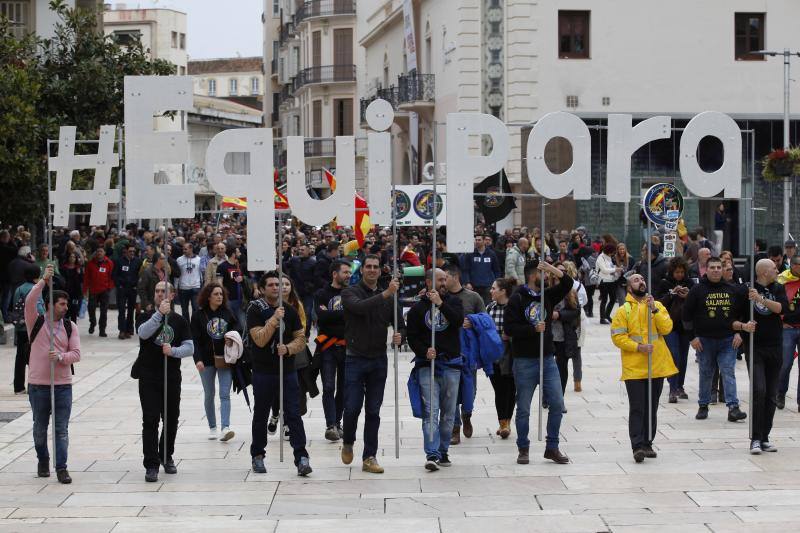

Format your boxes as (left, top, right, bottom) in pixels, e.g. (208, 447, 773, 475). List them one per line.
(48, 125, 120, 227)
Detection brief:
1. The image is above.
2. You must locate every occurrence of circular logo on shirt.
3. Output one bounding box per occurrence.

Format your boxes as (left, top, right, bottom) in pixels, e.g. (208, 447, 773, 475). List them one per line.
(708, 310, 716, 318)
(525, 303, 542, 326)
(206, 317, 228, 340)
(791, 303, 796, 312)
(424, 309, 450, 332)
(328, 295, 343, 311)
(154, 324, 175, 346)
(754, 291, 775, 316)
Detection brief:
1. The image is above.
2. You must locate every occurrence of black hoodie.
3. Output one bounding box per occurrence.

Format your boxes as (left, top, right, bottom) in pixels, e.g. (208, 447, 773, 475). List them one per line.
(504, 274, 573, 358)
(406, 292, 464, 365)
(682, 275, 747, 339)
(315, 283, 346, 339)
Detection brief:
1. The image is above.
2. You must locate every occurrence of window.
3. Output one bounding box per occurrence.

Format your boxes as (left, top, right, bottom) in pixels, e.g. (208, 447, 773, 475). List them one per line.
(334, 98, 353, 136)
(171, 31, 178, 48)
(180, 66, 186, 76)
(273, 0, 279, 16)
(179, 33, 186, 50)
(566, 95, 579, 108)
(208, 79, 217, 96)
(0, 1, 30, 38)
(558, 10, 590, 59)
(251, 76, 260, 95)
(229, 78, 238, 96)
(112, 30, 141, 46)
(735, 13, 765, 60)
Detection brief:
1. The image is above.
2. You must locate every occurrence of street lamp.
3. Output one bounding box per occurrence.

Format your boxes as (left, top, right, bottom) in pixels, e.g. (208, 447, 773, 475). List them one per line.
(754, 49, 800, 244)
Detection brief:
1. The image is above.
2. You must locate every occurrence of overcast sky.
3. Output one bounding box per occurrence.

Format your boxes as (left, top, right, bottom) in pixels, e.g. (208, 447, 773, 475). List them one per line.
(107, 0, 264, 59)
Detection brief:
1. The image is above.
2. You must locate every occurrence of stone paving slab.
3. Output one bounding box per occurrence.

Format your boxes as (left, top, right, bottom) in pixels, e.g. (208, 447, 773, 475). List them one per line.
(0, 307, 798, 531)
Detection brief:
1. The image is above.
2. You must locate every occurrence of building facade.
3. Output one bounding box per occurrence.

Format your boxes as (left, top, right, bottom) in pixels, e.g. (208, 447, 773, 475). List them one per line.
(189, 57, 265, 111)
(1, 0, 100, 39)
(358, 0, 800, 254)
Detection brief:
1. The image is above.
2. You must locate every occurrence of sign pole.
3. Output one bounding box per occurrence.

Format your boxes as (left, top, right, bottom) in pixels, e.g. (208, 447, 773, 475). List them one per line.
(277, 213, 285, 463)
(538, 199, 545, 442)
(392, 185, 400, 459)
(46, 172, 56, 471)
(646, 222, 653, 443)
(162, 225, 169, 468)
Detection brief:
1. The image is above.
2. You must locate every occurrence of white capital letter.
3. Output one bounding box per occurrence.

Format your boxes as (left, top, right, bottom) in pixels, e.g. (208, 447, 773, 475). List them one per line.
(365, 99, 394, 225)
(446, 113, 509, 252)
(526, 112, 590, 200)
(124, 76, 195, 219)
(206, 128, 274, 271)
(679, 111, 742, 199)
(287, 136, 355, 226)
(606, 114, 671, 202)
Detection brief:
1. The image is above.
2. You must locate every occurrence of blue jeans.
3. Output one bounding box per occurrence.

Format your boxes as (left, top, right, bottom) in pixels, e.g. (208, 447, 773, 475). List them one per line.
(665, 331, 692, 392)
(419, 365, 460, 459)
(178, 288, 199, 320)
(28, 384, 72, 470)
(342, 355, 387, 460)
(320, 347, 345, 427)
(697, 336, 739, 407)
(454, 367, 477, 428)
(779, 328, 800, 397)
(513, 356, 563, 450)
(200, 366, 232, 429)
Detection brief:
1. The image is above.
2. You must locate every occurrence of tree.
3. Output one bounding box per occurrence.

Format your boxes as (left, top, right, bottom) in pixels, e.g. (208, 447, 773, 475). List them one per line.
(0, 0, 174, 227)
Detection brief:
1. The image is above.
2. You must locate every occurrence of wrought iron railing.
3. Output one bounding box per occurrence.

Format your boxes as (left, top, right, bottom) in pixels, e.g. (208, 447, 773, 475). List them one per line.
(295, 0, 356, 25)
(294, 64, 356, 92)
(397, 73, 435, 104)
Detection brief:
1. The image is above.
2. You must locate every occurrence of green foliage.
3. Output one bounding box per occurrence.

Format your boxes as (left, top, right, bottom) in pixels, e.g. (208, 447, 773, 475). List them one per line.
(0, 0, 175, 226)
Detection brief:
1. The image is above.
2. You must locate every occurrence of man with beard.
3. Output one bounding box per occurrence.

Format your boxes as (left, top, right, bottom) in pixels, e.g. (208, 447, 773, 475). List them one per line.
(134, 282, 194, 482)
(314, 260, 351, 441)
(611, 273, 676, 462)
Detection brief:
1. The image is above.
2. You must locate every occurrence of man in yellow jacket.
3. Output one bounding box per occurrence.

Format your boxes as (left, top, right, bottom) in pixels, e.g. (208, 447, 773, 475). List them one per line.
(611, 273, 677, 463)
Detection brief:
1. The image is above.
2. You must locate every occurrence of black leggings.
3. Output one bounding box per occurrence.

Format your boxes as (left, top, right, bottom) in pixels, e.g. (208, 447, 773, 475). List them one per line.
(599, 282, 617, 321)
(489, 373, 515, 420)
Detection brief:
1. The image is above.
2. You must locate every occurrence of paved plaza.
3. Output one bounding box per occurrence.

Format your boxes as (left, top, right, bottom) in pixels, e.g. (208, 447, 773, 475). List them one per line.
(0, 310, 799, 532)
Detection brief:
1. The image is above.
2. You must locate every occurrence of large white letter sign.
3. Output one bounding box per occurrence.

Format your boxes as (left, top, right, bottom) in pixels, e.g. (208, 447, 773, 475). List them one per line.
(446, 113, 510, 252)
(365, 99, 394, 225)
(124, 76, 195, 219)
(48, 125, 120, 226)
(606, 114, 671, 202)
(205, 128, 274, 270)
(526, 112, 590, 200)
(287, 136, 355, 226)
(679, 111, 742, 199)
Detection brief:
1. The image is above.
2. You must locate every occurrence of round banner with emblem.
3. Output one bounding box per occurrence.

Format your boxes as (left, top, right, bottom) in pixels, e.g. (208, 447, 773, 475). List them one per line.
(643, 183, 684, 258)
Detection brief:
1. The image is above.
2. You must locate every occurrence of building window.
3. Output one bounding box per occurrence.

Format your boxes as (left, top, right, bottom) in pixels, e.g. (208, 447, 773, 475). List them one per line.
(735, 13, 765, 60)
(558, 10, 590, 59)
(230, 78, 238, 96)
(0, 1, 31, 38)
(273, 0, 279, 16)
(179, 33, 186, 50)
(180, 66, 186, 76)
(251, 76, 260, 95)
(112, 30, 141, 46)
(566, 95, 579, 108)
(171, 31, 178, 48)
(208, 79, 217, 96)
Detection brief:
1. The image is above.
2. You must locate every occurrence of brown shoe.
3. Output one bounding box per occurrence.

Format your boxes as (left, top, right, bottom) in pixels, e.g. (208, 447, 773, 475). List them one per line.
(450, 426, 461, 445)
(499, 419, 511, 439)
(362, 456, 384, 474)
(462, 414, 473, 438)
(341, 444, 353, 465)
(574, 380, 582, 392)
(544, 448, 570, 464)
(496, 423, 502, 436)
(517, 447, 529, 464)
(118, 332, 126, 340)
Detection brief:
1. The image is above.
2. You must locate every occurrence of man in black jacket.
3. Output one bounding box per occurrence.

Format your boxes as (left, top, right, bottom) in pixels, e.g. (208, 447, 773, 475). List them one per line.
(341, 254, 403, 474)
(635, 244, 668, 289)
(313, 241, 340, 292)
(247, 271, 312, 476)
(504, 259, 573, 465)
(314, 259, 351, 441)
(286, 243, 317, 330)
(113, 244, 140, 339)
(406, 267, 464, 471)
(134, 282, 194, 482)
(682, 257, 752, 422)
(747, 258, 788, 454)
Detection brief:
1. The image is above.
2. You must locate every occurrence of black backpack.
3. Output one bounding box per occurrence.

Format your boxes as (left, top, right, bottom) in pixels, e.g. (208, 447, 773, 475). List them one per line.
(8, 293, 26, 327)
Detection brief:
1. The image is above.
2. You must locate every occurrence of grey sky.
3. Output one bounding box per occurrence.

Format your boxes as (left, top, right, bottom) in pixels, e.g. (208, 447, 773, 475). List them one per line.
(107, 0, 264, 59)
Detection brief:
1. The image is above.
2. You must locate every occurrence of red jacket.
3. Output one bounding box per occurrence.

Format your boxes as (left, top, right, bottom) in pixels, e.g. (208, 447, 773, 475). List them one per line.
(84, 257, 115, 295)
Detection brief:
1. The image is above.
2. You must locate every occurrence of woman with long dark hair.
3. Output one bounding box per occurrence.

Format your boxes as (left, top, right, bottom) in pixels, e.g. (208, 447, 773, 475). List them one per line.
(487, 277, 517, 439)
(656, 257, 695, 403)
(191, 282, 238, 442)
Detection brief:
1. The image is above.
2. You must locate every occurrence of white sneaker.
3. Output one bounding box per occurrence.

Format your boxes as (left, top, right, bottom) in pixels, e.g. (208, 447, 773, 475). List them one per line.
(208, 427, 217, 440)
(220, 427, 235, 442)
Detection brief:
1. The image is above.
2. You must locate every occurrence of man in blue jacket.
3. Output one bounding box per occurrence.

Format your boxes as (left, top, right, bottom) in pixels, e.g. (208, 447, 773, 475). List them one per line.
(406, 268, 464, 471)
(460, 234, 500, 305)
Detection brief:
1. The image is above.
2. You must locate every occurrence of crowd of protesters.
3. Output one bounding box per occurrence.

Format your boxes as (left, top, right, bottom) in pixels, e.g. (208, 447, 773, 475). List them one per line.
(1, 214, 798, 478)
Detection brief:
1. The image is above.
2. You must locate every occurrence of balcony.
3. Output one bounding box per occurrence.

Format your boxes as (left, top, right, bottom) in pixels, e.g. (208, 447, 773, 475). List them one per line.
(279, 81, 295, 107)
(397, 73, 435, 109)
(295, 0, 356, 26)
(359, 86, 399, 123)
(294, 64, 356, 93)
(305, 139, 336, 158)
(279, 21, 296, 47)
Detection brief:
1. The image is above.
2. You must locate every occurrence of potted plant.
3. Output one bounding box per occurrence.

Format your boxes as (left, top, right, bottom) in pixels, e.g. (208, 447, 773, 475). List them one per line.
(762, 148, 800, 182)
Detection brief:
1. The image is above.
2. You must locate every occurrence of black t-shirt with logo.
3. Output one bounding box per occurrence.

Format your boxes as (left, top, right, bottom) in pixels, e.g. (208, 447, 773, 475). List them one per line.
(246, 299, 302, 374)
(752, 282, 788, 348)
(133, 310, 191, 381)
(217, 260, 243, 301)
(190, 306, 238, 366)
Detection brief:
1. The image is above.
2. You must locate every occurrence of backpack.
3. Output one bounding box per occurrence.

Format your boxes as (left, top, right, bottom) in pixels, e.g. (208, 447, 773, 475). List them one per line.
(581, 257, 600, 287)
(9, 293, 26, 327)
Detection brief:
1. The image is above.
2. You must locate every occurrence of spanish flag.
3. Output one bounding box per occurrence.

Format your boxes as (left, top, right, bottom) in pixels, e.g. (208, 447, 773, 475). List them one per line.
(323, 168, 372, 246)
(220, 192, 289, 211)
